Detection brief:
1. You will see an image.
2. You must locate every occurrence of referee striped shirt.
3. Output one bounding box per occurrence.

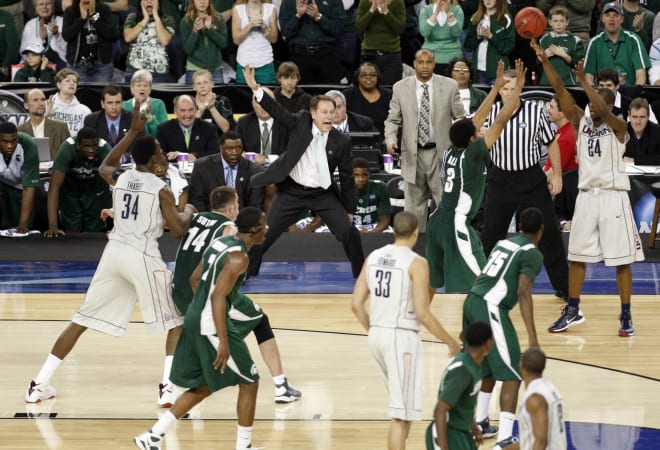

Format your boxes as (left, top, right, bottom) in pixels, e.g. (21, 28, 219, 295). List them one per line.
(486, 100, 555, 171)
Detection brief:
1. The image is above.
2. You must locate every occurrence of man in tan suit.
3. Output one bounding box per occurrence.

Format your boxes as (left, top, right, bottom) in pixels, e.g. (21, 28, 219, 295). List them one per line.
(384, 49, 465, 230)
(18, 88, 70, 160)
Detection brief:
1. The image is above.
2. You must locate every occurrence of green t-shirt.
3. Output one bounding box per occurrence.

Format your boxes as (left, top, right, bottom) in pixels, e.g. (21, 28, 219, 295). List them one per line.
(1, 133, 40, 190)
(52, 137, 112, 195)
(439, 137, 488, 220)
(353, 179, 391, 229)
(437, 351, 482, 432)
(172, 211, 233, 313)
(469, 235, 543, 311)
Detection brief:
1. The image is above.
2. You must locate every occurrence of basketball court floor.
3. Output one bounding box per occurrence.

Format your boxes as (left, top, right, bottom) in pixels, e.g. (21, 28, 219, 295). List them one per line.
(1, 259, 660, 449)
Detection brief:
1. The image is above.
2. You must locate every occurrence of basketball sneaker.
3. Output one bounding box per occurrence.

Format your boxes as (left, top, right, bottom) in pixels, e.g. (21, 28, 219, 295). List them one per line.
(157, 383, 179, 408)
(548, 306, 585, 333)
(494, 436, 518, 450)
(618, 311, 635, 337)
(133, 429, 163, 450)
(274, 378, 302, 403)
(25, 380, 56, 403)
(476, 417, 498, 438)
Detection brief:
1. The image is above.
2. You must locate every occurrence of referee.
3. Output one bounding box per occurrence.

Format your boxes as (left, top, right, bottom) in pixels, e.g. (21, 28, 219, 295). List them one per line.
(480, 68, 569, 300)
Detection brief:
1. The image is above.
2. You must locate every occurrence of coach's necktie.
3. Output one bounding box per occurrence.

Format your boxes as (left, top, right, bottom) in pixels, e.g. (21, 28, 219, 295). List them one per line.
(262, 122, 271, 155)
(184, 128, 190, 149)
(314, 132, 331, 189)
(225, 166, 234, 188)
(418, 83, 431, 146)
(109, 123, 118, 146)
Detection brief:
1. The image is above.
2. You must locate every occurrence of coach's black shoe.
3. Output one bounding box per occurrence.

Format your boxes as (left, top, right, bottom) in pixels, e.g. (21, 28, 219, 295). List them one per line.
(476, 417, 498, 438)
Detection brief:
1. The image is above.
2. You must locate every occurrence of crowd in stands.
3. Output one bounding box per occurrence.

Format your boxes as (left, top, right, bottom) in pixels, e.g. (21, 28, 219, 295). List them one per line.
(6, 0, 660, 235)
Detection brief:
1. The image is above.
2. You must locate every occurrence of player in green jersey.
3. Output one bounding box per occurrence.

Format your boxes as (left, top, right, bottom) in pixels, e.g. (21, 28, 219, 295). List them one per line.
(426, 59, 527, 294)
(463, 207, 544, 450)
(166, 185, 300, 407)
(426, 321, 493, 450)
(134, 207, 267, 450)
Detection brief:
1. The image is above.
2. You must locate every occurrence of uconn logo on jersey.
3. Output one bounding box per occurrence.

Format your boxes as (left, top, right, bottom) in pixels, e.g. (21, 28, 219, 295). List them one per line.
(581, 124, 613, 138)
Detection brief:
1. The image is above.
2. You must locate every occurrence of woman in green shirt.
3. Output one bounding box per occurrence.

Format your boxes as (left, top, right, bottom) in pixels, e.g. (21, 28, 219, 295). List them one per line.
(123, 69, 169, 137)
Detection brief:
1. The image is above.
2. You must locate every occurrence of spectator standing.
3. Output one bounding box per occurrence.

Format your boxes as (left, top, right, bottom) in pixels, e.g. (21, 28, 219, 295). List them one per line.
(232, 0, 278, 84)
(0, 0, 24, 37)
(343, 62, 393, 135)
(584, 2, 651, 86)
(356, 0, 406, 86)
(279, 0, 346, 82)
(62, 0, 118, 82)
(537, 0, 595, 44)
(273, 61, 312, 113)
(383, 49, 465, 230)
(464, 0, 515, 84)
(44, 127, 112, 236)
(0, 9, 18, 81)
(123, 0, 175, 82)
(21, 0, 68, 70)
(181, 0, 228, 84)
(400, 0, 424, 66)
(447, 57, 487, 114)
(123, 69, 169, 137)
(419, 0, 464, 75)
(49, 68, 92, 137)
(192, 70, 234, 140)
(18, 88, 70, 160)
(538, 5, 585, 86)
(597, 0, 656, 50)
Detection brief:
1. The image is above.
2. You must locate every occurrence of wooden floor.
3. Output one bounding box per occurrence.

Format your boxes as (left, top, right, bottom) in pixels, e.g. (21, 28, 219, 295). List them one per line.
(1, 292, 659, 449)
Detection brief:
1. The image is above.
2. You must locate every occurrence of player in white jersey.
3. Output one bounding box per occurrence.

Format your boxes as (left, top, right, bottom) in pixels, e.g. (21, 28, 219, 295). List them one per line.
(352, 211, 461, 450)
(25, 99, 197, 404)
(531, 42, 644, 338)
(503, 348, 567, 450)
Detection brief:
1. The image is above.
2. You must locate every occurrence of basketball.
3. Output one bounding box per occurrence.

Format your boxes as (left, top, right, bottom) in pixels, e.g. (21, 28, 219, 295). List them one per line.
(514, 7, 547, 40)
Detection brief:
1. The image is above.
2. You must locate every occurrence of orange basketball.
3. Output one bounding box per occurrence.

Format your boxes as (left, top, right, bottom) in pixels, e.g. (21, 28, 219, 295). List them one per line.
(514, 7, 547, 40)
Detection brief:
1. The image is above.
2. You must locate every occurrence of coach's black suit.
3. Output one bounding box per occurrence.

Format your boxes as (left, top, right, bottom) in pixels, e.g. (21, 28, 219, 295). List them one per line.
(189, 154, 265, 211)
(83, 110, 133, 146)
(248, 93, 365, 278)
(235, 112, 288, 155)
(156, 118, 219, 159)
(346, 111, 378, 133)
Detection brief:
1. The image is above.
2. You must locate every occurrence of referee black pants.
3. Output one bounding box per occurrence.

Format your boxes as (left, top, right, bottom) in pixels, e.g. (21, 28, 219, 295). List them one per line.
(480, 165, 569, 296)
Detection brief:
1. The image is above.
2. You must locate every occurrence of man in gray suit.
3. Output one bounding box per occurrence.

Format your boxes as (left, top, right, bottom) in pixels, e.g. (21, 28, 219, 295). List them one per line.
(384, 49, 465, 230)
(18, 88, 70, 160)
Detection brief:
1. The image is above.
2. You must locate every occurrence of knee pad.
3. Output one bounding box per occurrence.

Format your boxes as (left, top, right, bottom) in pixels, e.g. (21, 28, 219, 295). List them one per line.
(253, 313, 275, 344)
